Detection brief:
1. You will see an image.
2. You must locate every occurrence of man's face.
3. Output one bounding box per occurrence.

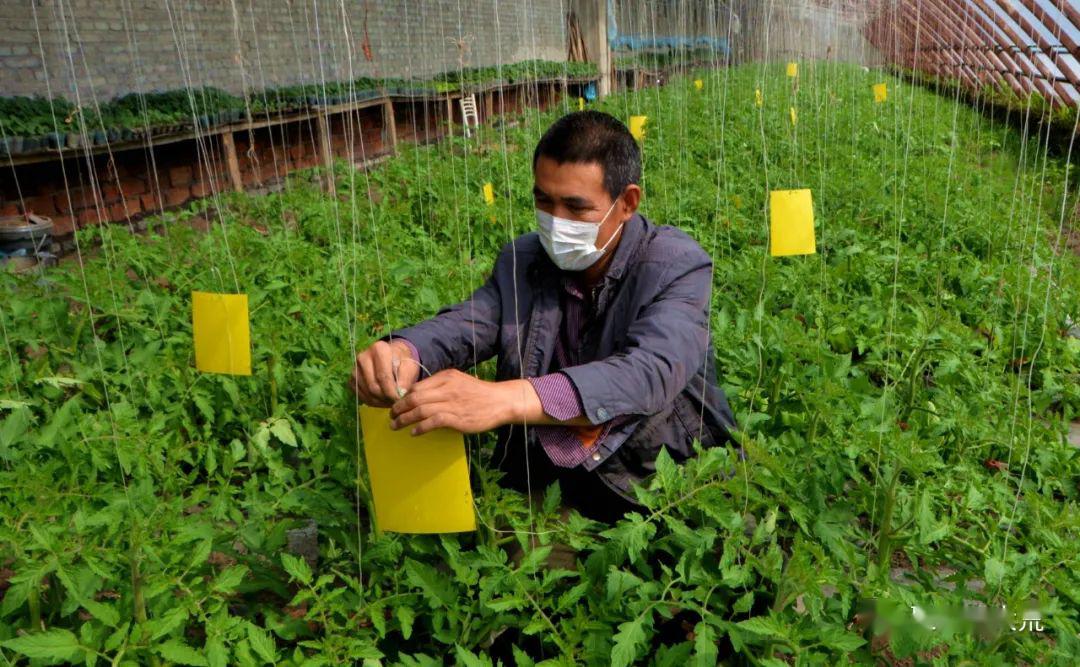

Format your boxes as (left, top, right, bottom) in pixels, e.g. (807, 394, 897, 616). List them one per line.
(533, 155, 624, 252)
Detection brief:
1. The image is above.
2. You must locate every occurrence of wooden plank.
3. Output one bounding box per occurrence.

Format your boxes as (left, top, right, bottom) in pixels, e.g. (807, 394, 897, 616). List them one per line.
(315, 111, 335, 195)
(485, 91, 494, 122)
(220, 131, 243, 193)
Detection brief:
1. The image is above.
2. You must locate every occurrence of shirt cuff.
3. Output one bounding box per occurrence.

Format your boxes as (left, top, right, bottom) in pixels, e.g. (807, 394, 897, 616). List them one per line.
(393, 337, 425, 378)
(527, 372, 584, 421)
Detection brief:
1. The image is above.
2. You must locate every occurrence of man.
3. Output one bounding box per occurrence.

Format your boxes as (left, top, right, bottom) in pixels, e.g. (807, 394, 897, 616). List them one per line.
(350, 111, 735, 524)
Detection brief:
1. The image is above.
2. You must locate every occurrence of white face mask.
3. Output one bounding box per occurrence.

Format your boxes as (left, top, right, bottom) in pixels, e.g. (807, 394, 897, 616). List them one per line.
(535, 197, 624, 271)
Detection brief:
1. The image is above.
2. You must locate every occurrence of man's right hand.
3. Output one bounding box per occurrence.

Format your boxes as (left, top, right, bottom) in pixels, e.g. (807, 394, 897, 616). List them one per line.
(350, 340, 421, 407)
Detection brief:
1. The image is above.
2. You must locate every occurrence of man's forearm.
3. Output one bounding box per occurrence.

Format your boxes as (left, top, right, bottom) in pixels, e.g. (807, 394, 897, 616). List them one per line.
(498, 379, 595, 427)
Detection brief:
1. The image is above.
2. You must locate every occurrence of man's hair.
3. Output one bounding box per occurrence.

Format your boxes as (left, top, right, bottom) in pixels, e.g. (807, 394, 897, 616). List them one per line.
(532, 111, 641, 201)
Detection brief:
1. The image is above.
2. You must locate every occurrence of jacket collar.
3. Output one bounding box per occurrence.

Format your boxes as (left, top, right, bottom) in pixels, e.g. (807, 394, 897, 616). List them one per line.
(604, 211, 647, 282)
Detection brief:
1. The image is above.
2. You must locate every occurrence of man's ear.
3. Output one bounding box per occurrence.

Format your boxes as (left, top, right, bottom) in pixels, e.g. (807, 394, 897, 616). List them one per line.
(620, 184, 642, 219)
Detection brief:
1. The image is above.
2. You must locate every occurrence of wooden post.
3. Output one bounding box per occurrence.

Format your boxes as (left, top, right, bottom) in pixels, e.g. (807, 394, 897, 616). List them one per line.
(220, 131, 243, 193)
(315, 111, 335, 195)
(445, 94, 454, 137)
(381, 99, 398, 154)
(485, 91, 494, 122)
(596, 0, 611, 98)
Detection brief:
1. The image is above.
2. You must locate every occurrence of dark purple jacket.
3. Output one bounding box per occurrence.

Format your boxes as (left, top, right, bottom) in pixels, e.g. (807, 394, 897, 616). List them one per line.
(389, 212, 736, 503)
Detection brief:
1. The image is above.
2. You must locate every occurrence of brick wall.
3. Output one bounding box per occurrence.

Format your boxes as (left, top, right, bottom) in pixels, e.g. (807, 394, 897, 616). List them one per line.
(0, 86, 573, 238)
(0, 102, 402, 236)
(0, 0, 567, 101)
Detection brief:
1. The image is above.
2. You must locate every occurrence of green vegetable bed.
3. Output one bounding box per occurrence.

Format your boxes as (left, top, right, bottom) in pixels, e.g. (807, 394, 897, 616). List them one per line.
(0, 60, 598, 156)
(1, 62, 1078, 665)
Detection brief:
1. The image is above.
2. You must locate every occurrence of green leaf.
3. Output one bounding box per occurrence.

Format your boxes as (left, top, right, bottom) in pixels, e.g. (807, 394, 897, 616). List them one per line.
(2, 629, 83, 661)
(611, 616, 648, 667)
(205, 638, 228, 667)
(149, 607, 190, 641)
(245, 622, 277, 664)
(269, 418, 297, 447)
(405, 558, 456, 608)
(542, 482, 562, 515)
(819, 624, 866, 651)
(732, 591, 754, 614)
(82, 599, 120, 627)
(212, 565, 249, 593)
(605, 568, 644, 601)
(984, 557, 1006, 587)
(692, 623, 719, 666)
(396, 605, 416, 640)
(736, 616, 788, 638)
(454, 645, 492, 667)
(601, 513, 656, 564)
(511, 645, 535, 667)
(281, 552, 312, 585)
(157, 639, 209, 666)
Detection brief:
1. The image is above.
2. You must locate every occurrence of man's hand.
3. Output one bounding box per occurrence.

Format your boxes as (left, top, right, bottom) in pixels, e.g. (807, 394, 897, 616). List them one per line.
(350, 340, 421, 407)
(388, 369, 538, 435)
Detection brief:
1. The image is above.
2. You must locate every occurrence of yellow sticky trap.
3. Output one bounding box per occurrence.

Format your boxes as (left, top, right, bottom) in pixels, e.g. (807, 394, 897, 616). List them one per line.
(578, 96, 585, 111)
(192, 291, 251, 375)
(873, 82, 888, 103)
(482, 182, 495, 205)
(769, 189, 816, 257)
(694, 78, 703, 91)
(755, 88, 763, 107)
(786, 62, 798, 78)
(359, 406, 476, 534)
(629, 115, 647, 141)
(789, 106, 798, 126)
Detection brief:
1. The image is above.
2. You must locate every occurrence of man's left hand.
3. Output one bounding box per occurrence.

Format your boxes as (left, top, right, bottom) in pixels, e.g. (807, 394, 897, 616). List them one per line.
(388, 369, 535, 435)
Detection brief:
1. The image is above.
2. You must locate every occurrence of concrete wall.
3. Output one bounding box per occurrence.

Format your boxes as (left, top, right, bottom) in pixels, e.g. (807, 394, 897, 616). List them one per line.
(732, 0, 882, 65)
(0, 0, 567, 101)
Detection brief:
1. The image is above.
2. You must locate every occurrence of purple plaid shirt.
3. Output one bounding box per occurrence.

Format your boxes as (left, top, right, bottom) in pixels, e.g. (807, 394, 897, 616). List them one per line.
(396, 277, 615, 469)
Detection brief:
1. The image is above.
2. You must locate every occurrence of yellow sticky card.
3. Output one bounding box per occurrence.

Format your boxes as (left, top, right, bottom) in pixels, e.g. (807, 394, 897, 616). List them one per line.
(359, 406, 476, 534)
(755, 88, 763, 107)
(694, 78, 703, 91)
(733, 194, 743, 209)
(873, 82, 888, 103)
(578, 96, 585, 111)
(192, 291, 251, 375)
(770, 189, 816, 257)
(789, 106, 798, 126)
(482, 182, 495, 205)
(786, 62, 798, 77)
(629, 115, 647, 141)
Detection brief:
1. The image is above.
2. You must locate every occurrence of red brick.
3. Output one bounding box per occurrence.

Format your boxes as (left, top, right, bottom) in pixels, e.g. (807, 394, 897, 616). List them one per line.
(168, 165, 193, 187)
(259, 164, 280, 182)
(190, 181, 215, 198)
(108, 203, 128, 221)
(0, 202, 18, 217)
(78, 207, 103, 226)
(100, 183, 122, 203)
(119, 177, 146, 196)
(20, 195, 57, 217)
(288, 144, 304, 160)
(164, 187, 190, 207)
(241, 169, 259, 186)
(123, 197, 143, 215)
(51, 215, 76, 235)
(140, 192, 161, 211)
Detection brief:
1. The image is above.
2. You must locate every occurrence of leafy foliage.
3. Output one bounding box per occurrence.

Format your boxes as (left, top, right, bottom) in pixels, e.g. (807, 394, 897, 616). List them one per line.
(1, 62, 1078, 665)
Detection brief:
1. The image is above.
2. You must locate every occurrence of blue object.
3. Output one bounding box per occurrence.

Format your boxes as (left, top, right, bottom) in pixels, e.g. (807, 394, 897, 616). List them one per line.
(583, 82, 597, 101)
